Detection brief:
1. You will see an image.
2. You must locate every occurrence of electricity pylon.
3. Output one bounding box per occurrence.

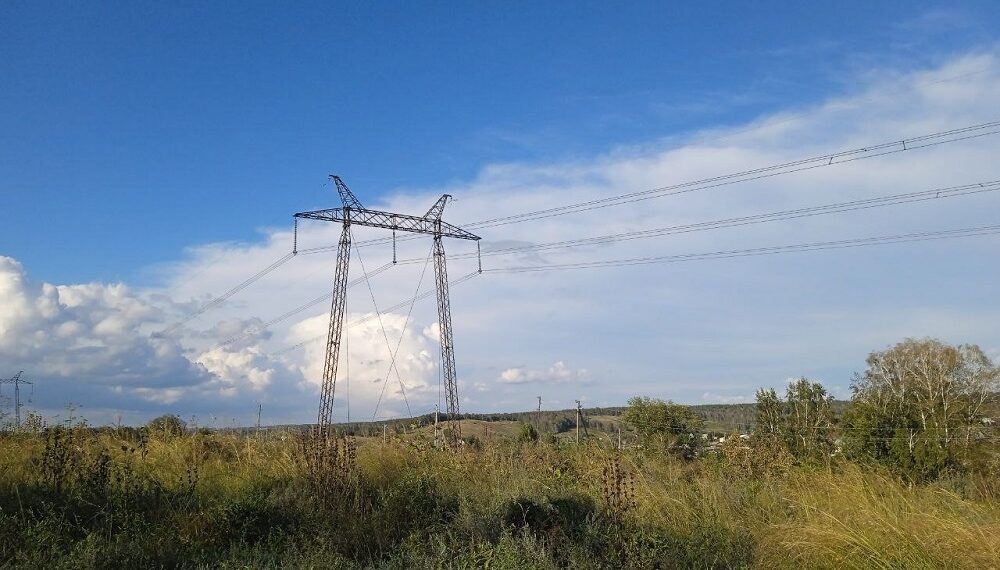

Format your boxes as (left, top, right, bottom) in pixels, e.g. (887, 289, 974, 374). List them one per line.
(295, 176, 480, 448)
(0, 371, 31, 430)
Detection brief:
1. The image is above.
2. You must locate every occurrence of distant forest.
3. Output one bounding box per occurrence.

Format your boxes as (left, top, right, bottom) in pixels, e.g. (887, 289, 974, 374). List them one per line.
(276, 401, 852, 438)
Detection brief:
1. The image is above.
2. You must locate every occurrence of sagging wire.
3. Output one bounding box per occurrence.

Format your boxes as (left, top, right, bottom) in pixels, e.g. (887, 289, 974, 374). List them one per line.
(352, 230, 415, 418)
(157, 251, 297, 337)
(372, 242, 436, 421)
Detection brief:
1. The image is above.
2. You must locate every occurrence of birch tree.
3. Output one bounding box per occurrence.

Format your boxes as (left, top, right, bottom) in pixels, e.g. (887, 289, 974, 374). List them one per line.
(846, 338, 999, 480)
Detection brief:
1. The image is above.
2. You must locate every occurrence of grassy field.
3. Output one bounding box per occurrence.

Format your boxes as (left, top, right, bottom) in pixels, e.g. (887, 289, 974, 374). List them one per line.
(1, 424, 998, 569)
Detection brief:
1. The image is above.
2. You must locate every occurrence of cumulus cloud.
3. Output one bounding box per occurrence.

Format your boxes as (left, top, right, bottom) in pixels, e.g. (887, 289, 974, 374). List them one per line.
(0, 255, 306, 418)
(701, 393, 750, 404)
(498, 361, 589, 384)
(6, 50, 1000, 424)
(0, 257, 204, 387)
(288, 310, 438, 412)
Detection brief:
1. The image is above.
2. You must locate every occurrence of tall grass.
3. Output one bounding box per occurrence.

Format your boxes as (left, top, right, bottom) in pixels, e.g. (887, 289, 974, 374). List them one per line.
(0, 428, 996, 568)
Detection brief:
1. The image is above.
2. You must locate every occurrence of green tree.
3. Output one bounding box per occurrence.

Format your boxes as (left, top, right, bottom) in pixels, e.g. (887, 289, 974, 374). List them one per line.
(623, 397, 703, 458)
(515, 422, 539, 443)
(146, 414, 186, 438)
(845, 338, 999, 480)
(753, 380, 834, 462)
(754, 388, 783, 438)
(784, 378, 835, 460)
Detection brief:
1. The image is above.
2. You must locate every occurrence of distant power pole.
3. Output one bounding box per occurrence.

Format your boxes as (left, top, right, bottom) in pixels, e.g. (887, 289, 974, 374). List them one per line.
(1, 372, 31, 430)
(575, 400, 582, 444)
(536, 396, 542, 430)
(256, 402, 262, 432)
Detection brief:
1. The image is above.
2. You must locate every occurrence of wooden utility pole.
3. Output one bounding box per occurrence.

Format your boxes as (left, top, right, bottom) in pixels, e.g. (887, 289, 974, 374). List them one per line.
(256, 402, 262, 433)
(382, 424, 387, 444)
(575, 400, 582, 444)
(536, 396, 542, 430)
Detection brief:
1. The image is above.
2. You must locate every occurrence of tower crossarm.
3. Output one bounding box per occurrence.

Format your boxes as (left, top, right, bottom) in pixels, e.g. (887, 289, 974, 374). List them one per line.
(294, 206, 480, 241)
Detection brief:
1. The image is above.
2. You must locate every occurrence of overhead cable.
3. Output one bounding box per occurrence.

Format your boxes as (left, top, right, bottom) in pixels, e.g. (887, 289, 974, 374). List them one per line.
(217, 261, 394, 347)
(272, 271, 480, 356)
(482, 223, 1000, 273)
(352, 235, 412, 417)
(373, 244, 435, 420)
(390, 179, 1000, 264)
(308, 120, 1000, 255)
(157, 252, 296, 337)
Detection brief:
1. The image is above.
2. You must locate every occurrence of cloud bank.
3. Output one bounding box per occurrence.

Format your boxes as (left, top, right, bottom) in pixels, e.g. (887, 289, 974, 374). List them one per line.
(3, 50, 1000, 425)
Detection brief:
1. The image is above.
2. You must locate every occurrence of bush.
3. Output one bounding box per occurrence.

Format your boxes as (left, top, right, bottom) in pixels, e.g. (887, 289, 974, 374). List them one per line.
(145, 415, 186, 438)
(516, 423, 539, 444)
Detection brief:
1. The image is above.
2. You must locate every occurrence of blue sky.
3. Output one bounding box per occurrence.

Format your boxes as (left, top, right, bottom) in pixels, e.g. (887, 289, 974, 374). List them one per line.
(4, 1, 997, 284)
(2, 2, 1000, 424)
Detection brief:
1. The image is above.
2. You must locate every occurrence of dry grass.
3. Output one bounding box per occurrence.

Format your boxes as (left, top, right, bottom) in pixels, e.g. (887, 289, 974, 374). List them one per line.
(0, 427, 997, 568)
(758, 467, 1000, 569)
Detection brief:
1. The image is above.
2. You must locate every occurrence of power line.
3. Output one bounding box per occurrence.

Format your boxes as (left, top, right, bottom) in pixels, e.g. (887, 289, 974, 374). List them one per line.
(204, 178, 1000, 351)
(267, 221, 999, 355)
(481, 222, 1000, 274)
(156, 252, 297, 337)
(390, 179, 1000, 264)
(272, 271, 480, 356)
(217, 261, 394, 347)
(160, 122, 1000, 340)
(352, 232, 413, 417)
(373, 244, 435, 420)
(164, 175, 1000, 346)
(295, 120, 1000, 255)
(466, 121, 1000, 229)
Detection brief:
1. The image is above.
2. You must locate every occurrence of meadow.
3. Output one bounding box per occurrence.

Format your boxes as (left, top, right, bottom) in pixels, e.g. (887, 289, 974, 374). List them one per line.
(1, 419, 998, 569)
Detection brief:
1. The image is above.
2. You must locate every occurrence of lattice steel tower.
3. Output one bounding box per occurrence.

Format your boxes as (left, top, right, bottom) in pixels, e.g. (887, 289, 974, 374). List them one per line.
(295, 176, 480, 447)
(1, 371, 31, 430)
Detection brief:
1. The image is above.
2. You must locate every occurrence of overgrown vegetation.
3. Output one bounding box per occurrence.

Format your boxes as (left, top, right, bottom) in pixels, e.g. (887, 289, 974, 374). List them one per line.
(0, 337, 996, 568)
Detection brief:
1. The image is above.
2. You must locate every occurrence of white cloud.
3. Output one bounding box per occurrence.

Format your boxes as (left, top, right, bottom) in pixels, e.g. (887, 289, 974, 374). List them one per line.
(498, 361, 589, 385)
(133, 387, 185, 405)
(0, 255, 305, 420)
(287, 310, 438, 414)
(701, 393, 749, 404)
(196, 346, 277, 395)
(6, 50, 1000, 424)
(0, 257, 201, 384)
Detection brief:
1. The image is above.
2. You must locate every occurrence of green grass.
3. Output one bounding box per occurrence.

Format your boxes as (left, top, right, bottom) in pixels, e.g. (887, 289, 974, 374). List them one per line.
(0, 426, 997, 569)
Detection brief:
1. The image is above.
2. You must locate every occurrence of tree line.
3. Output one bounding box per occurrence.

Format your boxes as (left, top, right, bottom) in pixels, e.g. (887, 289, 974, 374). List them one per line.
(620, 338, 999, 482)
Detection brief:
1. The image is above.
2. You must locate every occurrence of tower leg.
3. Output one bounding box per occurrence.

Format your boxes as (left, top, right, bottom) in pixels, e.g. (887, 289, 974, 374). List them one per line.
(433, 235, 461, 448)
(317, 222, 352, 437)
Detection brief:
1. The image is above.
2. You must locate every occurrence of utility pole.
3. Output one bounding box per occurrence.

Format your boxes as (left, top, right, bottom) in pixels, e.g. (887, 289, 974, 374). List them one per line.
(536, 396, 542, 430)
(575, 400, 582, 444)
(295, 176, 480, 449)
(434, 404, 440, 448)
(0, 372, 31, 430)
(256, 402, 262, 433)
